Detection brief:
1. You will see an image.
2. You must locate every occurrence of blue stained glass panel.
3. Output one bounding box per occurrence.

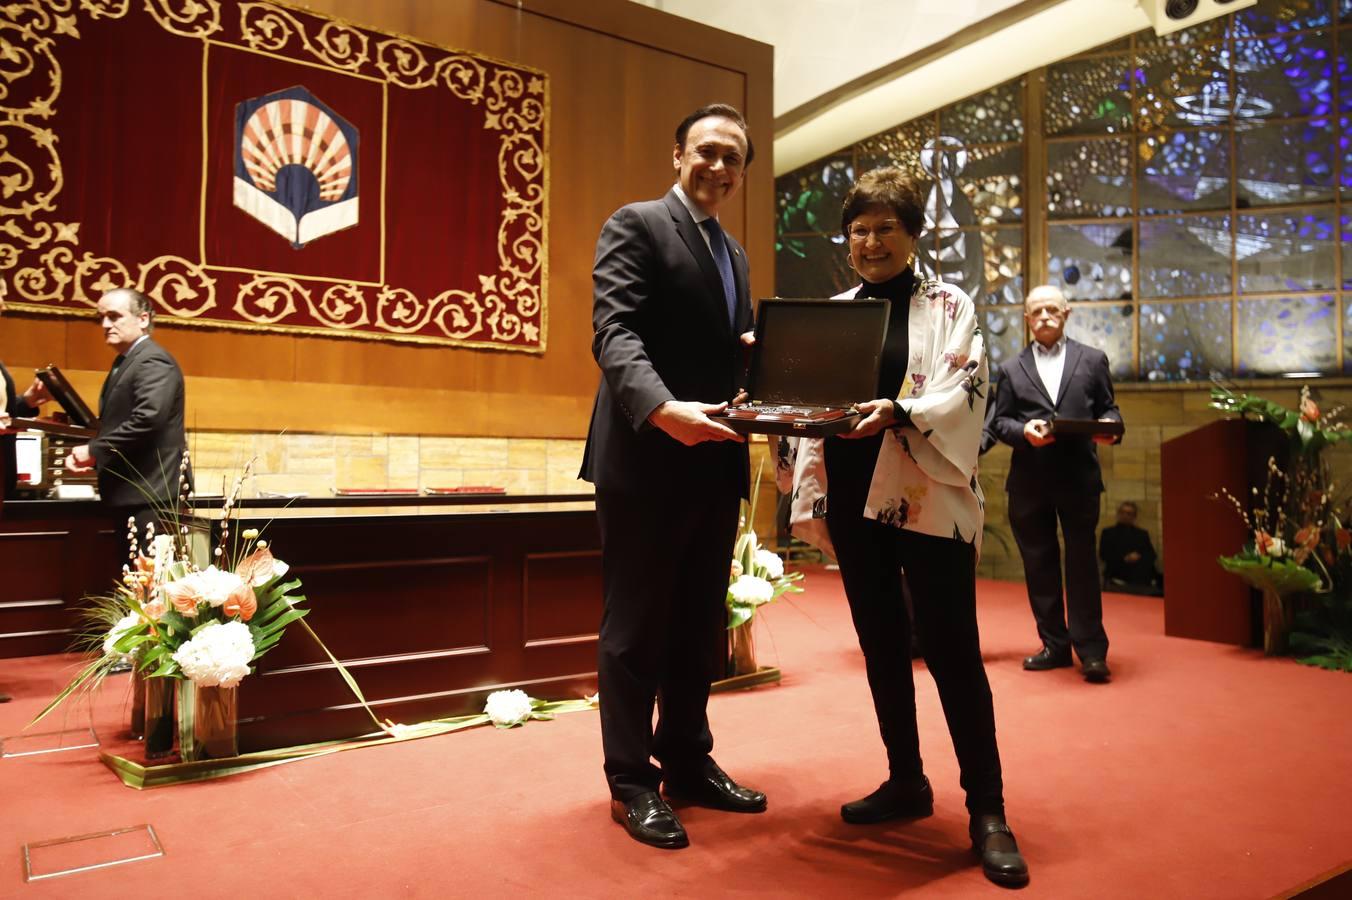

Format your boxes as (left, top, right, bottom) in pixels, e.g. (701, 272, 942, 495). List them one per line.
(1048, 224, 1133, 301)
(1233, 0, 1331, 37)
(1139, 215, 1232, 298)
(1235, 209, 1337, 293)
(1237, 295, 1337, 375)
(1140, 302, 1232, 381)
(1065, 305, 1134, 378)
(1138, 130, 1229, 213)
(1233, 30, 1335, 121)
(1236, 118, 1335, 205)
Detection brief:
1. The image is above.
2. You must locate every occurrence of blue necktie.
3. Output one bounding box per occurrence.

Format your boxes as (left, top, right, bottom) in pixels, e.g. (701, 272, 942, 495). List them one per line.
(701, 218, 738, 327)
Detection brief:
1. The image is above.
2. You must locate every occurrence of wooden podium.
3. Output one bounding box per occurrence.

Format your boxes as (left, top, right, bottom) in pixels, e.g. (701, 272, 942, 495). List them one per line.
(1160, 418, 1285, 646)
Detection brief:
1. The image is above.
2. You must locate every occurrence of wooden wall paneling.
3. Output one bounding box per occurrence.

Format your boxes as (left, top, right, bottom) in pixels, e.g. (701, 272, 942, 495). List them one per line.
(0, 0, 773, 441)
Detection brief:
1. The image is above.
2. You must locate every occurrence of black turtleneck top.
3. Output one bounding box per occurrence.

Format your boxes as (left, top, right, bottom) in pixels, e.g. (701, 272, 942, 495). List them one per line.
(855, 267, 915, 401)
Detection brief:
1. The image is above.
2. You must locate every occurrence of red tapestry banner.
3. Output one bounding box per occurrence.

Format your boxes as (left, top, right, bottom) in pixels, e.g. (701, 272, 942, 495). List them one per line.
(0, 0, 548, 352)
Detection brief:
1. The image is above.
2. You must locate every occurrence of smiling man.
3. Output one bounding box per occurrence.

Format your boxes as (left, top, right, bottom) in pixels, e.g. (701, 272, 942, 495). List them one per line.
(66, 287, 189, 543)
(580, 104, 764, 849)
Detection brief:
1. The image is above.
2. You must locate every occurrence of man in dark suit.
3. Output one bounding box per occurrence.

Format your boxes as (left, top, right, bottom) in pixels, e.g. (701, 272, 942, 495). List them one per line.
(989, 285, 1122, 683)
(65, 288, 189, 545)
(1100, 500, 1160, 595)
(579, 103, 764, 849)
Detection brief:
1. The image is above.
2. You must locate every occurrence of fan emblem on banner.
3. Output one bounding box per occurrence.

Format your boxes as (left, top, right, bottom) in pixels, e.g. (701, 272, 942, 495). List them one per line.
(233, 86, 360, 249)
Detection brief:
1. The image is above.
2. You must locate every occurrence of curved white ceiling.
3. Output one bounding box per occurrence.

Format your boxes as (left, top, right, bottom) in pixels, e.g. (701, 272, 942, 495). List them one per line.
(631, 0, 1155, 174)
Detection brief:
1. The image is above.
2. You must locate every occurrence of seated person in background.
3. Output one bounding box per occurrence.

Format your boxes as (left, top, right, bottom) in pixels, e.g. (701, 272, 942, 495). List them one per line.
(1099, 501, 1160, 595)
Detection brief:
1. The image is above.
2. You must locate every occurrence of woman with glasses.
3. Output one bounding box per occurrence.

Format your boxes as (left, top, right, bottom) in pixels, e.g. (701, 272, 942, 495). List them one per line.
(778, 166, 1027, 888)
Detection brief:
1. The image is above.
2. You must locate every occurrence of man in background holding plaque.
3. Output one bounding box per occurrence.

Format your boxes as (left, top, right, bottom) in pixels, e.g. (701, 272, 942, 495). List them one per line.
(989, 285, 1122, 683)
(580, 103, 762, 849)
(64, 288, 189, 542)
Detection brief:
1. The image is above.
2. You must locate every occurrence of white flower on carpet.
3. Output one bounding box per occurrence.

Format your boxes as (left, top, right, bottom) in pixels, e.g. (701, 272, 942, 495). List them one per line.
(103, 612, 142, 660)
(484, 689, 534, 728)
(171, 620, 256, 687)
(755, 548, 785, 580)
(729, 574, 774, 607)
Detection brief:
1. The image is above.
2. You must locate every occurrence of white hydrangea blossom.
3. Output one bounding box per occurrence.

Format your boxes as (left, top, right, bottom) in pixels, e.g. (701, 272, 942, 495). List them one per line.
(754, 548, 785, 580)
(194, 567, 250, 607)
(103, 612, 142, 660)
(1266, 537, 1287, 558)
(729, 574, 774, 607)
(484, 689, 534, 727)
(171, 620, 255, 687)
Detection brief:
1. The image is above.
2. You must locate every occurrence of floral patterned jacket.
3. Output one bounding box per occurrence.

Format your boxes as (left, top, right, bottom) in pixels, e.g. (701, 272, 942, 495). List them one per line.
(776, 278, 989, 559)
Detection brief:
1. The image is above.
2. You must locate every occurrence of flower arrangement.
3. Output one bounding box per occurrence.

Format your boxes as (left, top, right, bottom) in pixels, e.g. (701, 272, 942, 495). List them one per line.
(1211, 383, 1352, 669)
(32, 457, 309, 728)
(726, 462, 803, 630)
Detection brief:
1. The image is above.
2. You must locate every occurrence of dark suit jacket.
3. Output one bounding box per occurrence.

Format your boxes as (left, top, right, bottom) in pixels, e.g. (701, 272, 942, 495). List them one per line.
(89, 337, 189, 508)
(989, 338, 1122, 496)
(2, 361, 38, 499)
(579, 188, 753, 497)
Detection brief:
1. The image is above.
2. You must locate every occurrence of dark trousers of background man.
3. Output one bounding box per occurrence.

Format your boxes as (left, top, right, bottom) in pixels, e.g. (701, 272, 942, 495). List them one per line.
(823, 438, 1004, 816)
(594, 486, 741, 801)
(1008, 488, 1109, 661)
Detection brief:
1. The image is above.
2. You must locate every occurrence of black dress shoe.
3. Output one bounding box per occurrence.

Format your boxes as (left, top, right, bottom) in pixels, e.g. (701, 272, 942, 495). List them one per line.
(1022, 647, 1072, 671)
(841, 776, 933, 824)
(1081, 658, 1111, 683)
(665, 760, 767, 813)
(970, 814, 1029, 888)
(611, 792, 689, 849)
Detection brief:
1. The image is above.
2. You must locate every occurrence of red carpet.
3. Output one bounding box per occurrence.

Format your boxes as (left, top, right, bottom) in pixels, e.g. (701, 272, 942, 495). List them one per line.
(3, 569, 1350, 898)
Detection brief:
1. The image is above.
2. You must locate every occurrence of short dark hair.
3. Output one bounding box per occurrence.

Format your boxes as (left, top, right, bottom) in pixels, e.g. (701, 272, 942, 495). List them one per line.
(104, 287, 155, 327)
(840, 167, 925, 239)
(674, 103, 754, 166)
(1118, 501, 1138, 513)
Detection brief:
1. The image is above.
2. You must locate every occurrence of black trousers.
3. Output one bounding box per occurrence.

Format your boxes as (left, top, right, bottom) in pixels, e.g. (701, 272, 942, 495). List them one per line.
(825, 437, 1004, 816)
(1008, 489, 1109, 661)
(595, 486, 741, 801)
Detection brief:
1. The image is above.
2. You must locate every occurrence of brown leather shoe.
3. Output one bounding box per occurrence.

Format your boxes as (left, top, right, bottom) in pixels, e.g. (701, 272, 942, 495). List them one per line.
(611, 792, 688, 849)
(664, 759, 767, 813)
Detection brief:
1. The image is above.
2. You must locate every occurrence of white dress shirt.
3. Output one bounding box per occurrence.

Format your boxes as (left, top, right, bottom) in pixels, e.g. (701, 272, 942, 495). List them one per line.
(1032, 336, 1068, 404)
(672, 182, 716, 253)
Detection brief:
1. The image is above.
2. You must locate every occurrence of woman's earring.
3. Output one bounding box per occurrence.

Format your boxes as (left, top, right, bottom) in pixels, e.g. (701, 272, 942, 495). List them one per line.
(846, 254, 856, 271)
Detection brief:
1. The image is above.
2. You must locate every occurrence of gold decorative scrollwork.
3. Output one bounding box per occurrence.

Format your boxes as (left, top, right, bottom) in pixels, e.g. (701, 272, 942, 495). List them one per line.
(0, 122, 62, 217)
(14, 243, 127, 304)
(138, 254, 216, 317)
(429, 289, 483, 340)
(0, 0, 547, 351)
(145, 0, 221, 38)
(312, 282, 369, 329)
(239, 2, 367, 72)
(374, 285, 431, 333)
(235, 274, 302, 324)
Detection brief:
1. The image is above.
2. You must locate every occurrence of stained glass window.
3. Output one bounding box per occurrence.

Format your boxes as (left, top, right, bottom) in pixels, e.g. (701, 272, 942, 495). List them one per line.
(1047, 139, 1133, 217)
(1048, 224, 1133, 301)
(1140, 302, 1232, 381)
(1138, 215, 1232, 298)
(1138, 129, 1230, 213)
(775, 18, 1352, 381)
(1065, 305, 1134, 378)
(1237, 295, 1337, 374)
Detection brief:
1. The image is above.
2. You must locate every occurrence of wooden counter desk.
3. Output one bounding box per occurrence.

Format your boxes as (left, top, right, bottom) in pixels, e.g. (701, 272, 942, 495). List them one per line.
(214, 495, 603, 752)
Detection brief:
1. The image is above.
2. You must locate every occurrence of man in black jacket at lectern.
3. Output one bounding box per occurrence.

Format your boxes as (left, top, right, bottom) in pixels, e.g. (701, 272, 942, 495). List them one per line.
(990, 285, 1123, 684)
(579, 104, 764, 850)
(64, 288, 189, 543)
